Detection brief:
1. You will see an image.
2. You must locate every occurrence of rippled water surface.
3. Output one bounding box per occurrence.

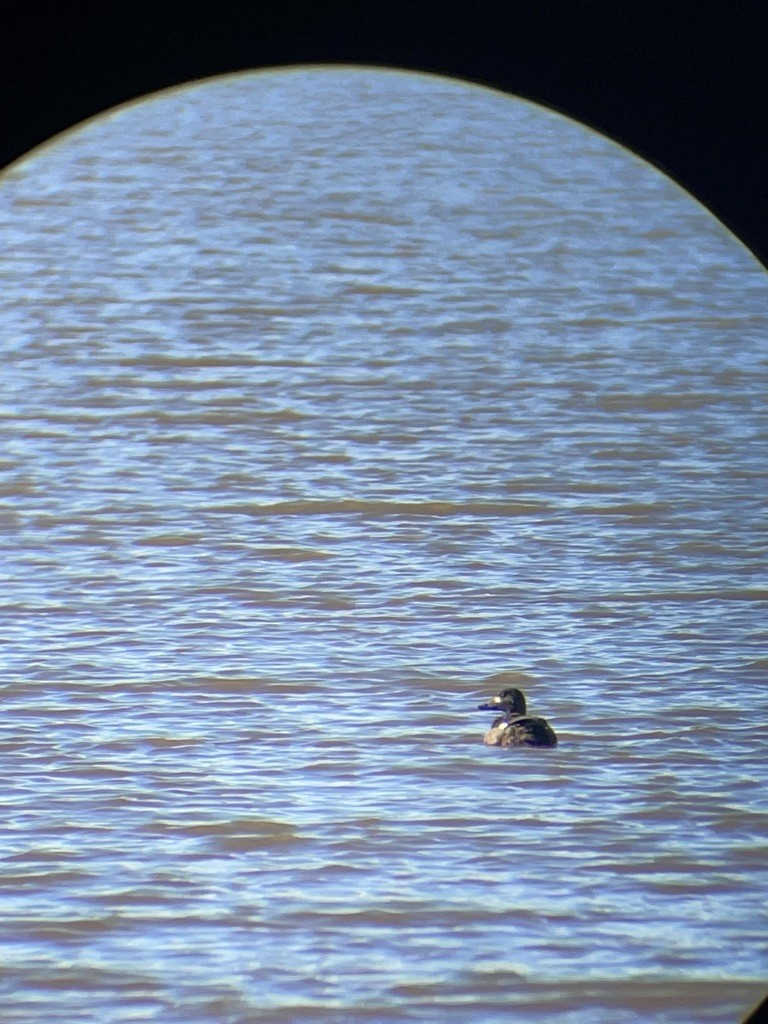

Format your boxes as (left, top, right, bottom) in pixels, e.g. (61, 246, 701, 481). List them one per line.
(1, 67, 767, 1023)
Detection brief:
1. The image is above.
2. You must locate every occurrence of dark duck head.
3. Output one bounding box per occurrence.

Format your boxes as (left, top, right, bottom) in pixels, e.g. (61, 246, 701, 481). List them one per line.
(477, 683, 558, 749)
(477, 686, 527, 714)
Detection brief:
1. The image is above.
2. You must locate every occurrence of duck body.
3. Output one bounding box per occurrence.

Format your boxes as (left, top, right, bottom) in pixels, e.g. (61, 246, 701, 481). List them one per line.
(477, 685, 558, 748)
(482, 713, 558, 748)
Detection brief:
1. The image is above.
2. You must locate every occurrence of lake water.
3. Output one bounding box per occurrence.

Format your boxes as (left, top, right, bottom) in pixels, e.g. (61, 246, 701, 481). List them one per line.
(0, 65, 766, 1023)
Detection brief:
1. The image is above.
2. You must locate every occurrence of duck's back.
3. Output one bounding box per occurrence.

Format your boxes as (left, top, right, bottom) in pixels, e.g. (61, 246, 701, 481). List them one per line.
(496, 715, 558, 748)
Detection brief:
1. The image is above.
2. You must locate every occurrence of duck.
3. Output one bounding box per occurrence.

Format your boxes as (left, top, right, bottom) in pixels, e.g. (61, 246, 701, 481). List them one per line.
(477, 686, 558, 748)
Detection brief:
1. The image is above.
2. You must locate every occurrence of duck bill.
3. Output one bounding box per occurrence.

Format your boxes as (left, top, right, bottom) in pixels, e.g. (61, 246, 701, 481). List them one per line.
(477, 698, 502, 710)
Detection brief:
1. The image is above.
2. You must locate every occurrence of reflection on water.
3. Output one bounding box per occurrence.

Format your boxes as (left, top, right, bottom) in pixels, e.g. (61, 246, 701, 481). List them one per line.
(0, 67, 766, 1023)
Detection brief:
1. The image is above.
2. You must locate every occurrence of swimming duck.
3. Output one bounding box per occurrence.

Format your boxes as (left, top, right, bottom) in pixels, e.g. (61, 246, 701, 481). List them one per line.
(477, 687, 558, 748)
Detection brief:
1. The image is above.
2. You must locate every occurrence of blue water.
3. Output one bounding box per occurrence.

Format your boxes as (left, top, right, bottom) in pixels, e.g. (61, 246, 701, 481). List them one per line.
(0, 66, 766, 1023)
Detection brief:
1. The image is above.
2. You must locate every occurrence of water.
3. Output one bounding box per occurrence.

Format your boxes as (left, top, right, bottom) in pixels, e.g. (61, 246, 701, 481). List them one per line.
(0, 66, 766, 1023)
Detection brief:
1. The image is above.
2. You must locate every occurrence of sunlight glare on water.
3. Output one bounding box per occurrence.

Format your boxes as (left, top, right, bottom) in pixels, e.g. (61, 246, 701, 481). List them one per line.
(0, 66, 766, 1023)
